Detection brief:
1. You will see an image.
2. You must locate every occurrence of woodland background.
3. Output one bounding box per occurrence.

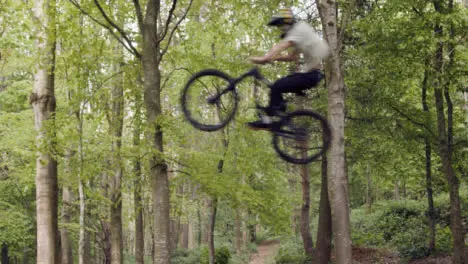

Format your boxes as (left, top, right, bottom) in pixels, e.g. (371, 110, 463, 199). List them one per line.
(0, 0, 467, 264)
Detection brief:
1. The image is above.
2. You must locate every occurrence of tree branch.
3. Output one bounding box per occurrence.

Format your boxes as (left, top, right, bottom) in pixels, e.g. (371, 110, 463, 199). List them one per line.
(338, 0, 355, 52)
(160, 0, 194, 58)
(93, 0, 141, 58)
(168, 169, 192, 177)
(68, 0, 140, 58)
(388, 104, 437, 138)
(132, 0, 143, 35)
(158, 0, 178, 43)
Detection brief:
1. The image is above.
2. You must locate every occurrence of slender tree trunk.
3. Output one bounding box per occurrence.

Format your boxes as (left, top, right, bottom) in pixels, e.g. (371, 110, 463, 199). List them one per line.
(316, 156, 332, 264)
(300, 163, 314, 258)
(179, 223, 189, 249)
(235, 209, 242, 254)
(134, 93, 144, 264)
(22, 247, 29, 264)
(199, 202, 205, 245)
(422, 65, 436, 252)
(2, 243, 8, 264)
(76, 109, 90, 264)
(288, 176, 300, 234)
(316, 0, 352, 263)
(365, 164, 372, 213)
(142, 2, 171, 263)
(188, 184, 198, 249)
(178, 182, 189, 250)
(60, 183, 73, 264)
(208, 197, 218, 264)
(31, 0, 58, 263)
(78, 179, 87, 264)
(247, 210, 256, 243)
(170, 218, 181, 251)
(110, 44, 124, 264)
(188, 219, 195, 249)
(394, 181, 400, 200)
(61, 81, 75, 264)
(433, 3, 466, 263)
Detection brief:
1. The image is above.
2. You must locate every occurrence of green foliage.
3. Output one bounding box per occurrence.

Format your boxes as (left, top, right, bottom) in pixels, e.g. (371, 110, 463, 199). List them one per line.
(247, 242, 257, 253)
(435, 225, 452, 253)
(199, 245, 231, 264)
(351, 192, 468, 260)
(274, 236, 309, 264)
(171, 248, 202, 264)
(0, 0, 466, 261)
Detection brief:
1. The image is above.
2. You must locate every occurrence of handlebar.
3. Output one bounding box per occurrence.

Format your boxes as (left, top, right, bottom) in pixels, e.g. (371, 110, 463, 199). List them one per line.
(233, 67, 271, 87)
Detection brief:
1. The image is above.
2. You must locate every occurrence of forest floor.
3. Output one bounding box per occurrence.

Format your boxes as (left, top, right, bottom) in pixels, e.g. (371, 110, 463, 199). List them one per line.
(248, 239, 281, 264)
(248, 242, 453, 264)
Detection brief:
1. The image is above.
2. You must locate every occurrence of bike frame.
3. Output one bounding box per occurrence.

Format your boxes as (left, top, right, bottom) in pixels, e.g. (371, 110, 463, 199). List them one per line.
(207, 67, 270, 106)
(207, 67, 302, 140)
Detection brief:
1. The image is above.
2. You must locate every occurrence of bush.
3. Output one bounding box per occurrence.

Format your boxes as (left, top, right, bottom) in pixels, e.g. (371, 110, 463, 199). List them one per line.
(171, 248, 201, 264)
(247, 242, 258, 253)
(274, 236, 309, 264)
(215, 246, 231, 264)
(390, 217, 430, 260)
(199, 245, 231, 264)
(351, 208, 385, 247)
(352, 201, 431, 259)
(435, 225, 453, 253)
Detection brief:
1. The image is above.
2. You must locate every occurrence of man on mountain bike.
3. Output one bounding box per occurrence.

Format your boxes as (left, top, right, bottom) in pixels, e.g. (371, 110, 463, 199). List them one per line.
(248, 8, 330, 130)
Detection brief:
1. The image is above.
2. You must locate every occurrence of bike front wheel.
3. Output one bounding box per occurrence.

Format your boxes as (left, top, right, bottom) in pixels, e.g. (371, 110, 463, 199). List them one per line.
(181, 69, 238, 132)
(272, 110, 331, 164)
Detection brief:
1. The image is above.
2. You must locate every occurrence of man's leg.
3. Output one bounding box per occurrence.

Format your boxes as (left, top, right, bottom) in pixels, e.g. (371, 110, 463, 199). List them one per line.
(269, 70, 323, 113)
(248, 71, 323, 130)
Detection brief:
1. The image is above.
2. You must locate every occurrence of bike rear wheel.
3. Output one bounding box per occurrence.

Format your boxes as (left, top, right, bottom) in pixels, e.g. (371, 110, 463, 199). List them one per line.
(181, 69, 238, 132)
(272, 110, 331, 164)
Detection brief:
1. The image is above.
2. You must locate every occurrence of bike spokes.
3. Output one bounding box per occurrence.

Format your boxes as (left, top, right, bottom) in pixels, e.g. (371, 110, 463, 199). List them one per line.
(273, 110, 330, 164)
(181, 70, 238, 131)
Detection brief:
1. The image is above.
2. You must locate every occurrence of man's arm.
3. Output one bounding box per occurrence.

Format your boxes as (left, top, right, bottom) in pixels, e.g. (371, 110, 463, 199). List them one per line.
(274, 47, 298, 62)
(250, 40, 295, 64)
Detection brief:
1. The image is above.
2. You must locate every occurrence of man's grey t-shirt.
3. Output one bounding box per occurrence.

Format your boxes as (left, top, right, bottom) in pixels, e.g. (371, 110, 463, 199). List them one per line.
(284, 21, 330, 72)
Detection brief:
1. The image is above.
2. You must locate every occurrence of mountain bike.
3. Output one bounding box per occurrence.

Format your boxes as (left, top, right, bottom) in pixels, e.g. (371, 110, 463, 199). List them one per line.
(180, 67, 331, 164)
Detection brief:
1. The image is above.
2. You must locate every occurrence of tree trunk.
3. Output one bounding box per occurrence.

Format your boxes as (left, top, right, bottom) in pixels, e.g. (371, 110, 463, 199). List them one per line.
(365, 164, 372, 213)
(142, 2, 171, 263)
(22, 247, 30, 264)
(235, 209, 242, 254)
(422, 65, 436, 252)
(247, 210, 257, 243)
(316, 0, 352, 263)
(61, 79, 75, 264)
(2, 243, 8, 264)
(110, 44, 124, 264)
(433, 3, 466, 263)
(78, 180, 88, 264)
(31, 0, 58, 263)
(170, 218, 181, 251)
(300, 163, 314, 258)
(60, 183, 73, 264)
(208, 198, 218, 264)
(199, 203, 206, 245)
(188, 184, 198, 249)
(394, 181, 400, 200)
(433, 66, 465, 264)
(134, 93, 144, 264)
(77, 109, 90, 264)
(288, 171, 300, 234)
(315, 156, 332, 264)
(179, 223, 189, 249)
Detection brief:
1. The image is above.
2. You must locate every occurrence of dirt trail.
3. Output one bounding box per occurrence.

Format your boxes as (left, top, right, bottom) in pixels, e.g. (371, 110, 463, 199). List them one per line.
(249, 240, 281, 264)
